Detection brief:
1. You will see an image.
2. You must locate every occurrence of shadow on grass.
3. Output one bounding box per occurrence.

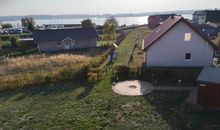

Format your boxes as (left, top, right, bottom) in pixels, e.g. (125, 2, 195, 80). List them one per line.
(0, 81, 94, 102)
(143, 91, 220, 130)
(76, 83, 94, 100)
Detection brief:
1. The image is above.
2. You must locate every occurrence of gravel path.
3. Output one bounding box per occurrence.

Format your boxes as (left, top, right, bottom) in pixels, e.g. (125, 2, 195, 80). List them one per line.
(154, 86, 194, 91)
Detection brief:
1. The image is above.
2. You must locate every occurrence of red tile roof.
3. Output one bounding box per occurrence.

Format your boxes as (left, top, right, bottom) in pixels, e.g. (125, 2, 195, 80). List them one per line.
(143, 16, 218, 51)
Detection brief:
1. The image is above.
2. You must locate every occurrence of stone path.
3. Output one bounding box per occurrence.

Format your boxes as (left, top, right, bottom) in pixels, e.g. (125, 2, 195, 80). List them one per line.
(185, 88, 197, 104)
(154, 86, 194, 91)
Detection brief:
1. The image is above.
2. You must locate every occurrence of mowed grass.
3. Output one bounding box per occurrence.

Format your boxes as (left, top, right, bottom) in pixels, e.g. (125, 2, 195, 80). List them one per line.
(1, 28, 220, 129)
(130, 27, 151, 67)
(0, 72, 220, 129)
(116, 26, 150, 66)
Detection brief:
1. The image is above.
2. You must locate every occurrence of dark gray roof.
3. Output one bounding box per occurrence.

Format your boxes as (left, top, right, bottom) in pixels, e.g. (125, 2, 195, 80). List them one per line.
(33, 28, 99, 42)
(197, 67, 220, 84)
(193, 10, 220, 23)
(158, 14, 177, 21)
(206, 10, 220, 23)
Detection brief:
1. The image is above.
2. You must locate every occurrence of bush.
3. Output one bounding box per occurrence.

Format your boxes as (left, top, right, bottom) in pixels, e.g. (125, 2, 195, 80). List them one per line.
(16, 40, 36, 50)
(1, 35, 12, 41)
(10, 36, 17, 48)
(44, 75, 54, 83)
(0, 48, 110, 91)
(1, 23, 13, 29)
(112, 64, 130, 80)
(112, 65, 202, 86)
(87, 72, 99, 83)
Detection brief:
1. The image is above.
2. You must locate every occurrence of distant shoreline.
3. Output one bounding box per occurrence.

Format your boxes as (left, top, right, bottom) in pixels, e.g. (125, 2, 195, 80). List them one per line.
(0, 9, 196, 22)
(0, 15, 192, 26)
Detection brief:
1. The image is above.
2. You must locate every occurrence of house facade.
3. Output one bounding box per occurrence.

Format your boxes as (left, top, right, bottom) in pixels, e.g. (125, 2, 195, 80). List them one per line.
(33, 28, 99, 52)
(143, 16, 217, 67)
(193, 9, 220, 24)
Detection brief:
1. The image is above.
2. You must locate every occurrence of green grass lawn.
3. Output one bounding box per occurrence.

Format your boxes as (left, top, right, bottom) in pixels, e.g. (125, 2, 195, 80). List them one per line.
(1, 27, 220, 129)
(97, 33, 119, 46)
(97, 40, 114, 46)
(129, 27, 151, 67)
(116, 27, 151, 66)
(0, 40, 10, 46)
(0, 72, 220, 129)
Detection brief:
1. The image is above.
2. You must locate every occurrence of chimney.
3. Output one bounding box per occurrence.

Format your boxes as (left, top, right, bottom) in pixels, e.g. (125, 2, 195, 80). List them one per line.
(171, 14, 174, 19)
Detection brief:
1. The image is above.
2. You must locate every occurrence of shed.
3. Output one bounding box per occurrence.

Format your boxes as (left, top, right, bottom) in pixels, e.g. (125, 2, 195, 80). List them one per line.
(197, 67, 220, 109)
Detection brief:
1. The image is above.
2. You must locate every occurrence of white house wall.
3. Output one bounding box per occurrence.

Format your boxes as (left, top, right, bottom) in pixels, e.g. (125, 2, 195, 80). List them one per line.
(146, 21, 214, 67)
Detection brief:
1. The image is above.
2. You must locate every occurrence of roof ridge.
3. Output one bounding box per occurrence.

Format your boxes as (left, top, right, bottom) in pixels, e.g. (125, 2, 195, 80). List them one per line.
(143, 16, 217, 51)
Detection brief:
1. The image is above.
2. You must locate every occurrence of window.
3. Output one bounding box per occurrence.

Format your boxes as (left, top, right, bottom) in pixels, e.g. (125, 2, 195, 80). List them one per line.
(185, 53, 191, 60)
(57, 42, 62, 47)
(184, 33, 192, 42)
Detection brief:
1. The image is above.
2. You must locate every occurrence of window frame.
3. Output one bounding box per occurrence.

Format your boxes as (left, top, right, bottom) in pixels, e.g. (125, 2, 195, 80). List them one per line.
(57, 42, 62, 47)
(184, 33, 192, 42)
(185, 53, 191, 61)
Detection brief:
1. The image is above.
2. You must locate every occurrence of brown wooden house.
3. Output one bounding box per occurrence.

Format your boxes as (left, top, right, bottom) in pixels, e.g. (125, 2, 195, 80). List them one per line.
(197, 67, 220, 109)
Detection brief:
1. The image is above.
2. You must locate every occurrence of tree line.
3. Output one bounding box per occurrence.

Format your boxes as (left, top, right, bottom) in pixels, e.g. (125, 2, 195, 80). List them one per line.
(1, 17, 118, 45)
(81, 17, 118, 44)
(0, 17, 35, 32)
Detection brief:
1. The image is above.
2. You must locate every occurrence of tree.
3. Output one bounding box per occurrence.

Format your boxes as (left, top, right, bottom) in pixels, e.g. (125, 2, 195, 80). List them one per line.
(21, 17, 35, 32)
(2, 23, 13, 29)
(10, 36, 17, 48)
(81, 19, 95, 28)
(103, 17, 118, 42)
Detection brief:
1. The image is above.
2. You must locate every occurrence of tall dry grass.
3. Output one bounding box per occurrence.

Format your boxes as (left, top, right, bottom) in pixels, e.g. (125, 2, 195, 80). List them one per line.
(0, 48, 110, 91)
(0, 54, 91, 76)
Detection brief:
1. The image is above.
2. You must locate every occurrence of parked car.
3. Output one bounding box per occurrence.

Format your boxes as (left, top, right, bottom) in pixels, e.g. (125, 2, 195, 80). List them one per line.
(8, 28, 23, 34)
(0, 29, 4, 35)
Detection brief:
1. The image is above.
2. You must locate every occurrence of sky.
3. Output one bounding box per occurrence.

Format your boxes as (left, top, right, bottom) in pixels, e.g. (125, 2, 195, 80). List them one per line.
(0, 0, 219, 16)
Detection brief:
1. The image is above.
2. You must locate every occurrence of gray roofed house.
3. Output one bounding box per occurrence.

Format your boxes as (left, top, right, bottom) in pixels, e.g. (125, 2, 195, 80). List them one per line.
(33, 28, 99, 52)
(193, 9, 220, 24)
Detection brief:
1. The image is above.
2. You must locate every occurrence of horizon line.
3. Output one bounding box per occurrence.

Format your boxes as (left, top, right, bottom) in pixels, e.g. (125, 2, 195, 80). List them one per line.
(0, 8, 218, 17)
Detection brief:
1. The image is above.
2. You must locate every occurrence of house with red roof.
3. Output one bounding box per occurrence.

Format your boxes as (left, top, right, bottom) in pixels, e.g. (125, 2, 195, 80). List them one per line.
(148, 14, 176, 29)
(143, 16, 218, 67)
